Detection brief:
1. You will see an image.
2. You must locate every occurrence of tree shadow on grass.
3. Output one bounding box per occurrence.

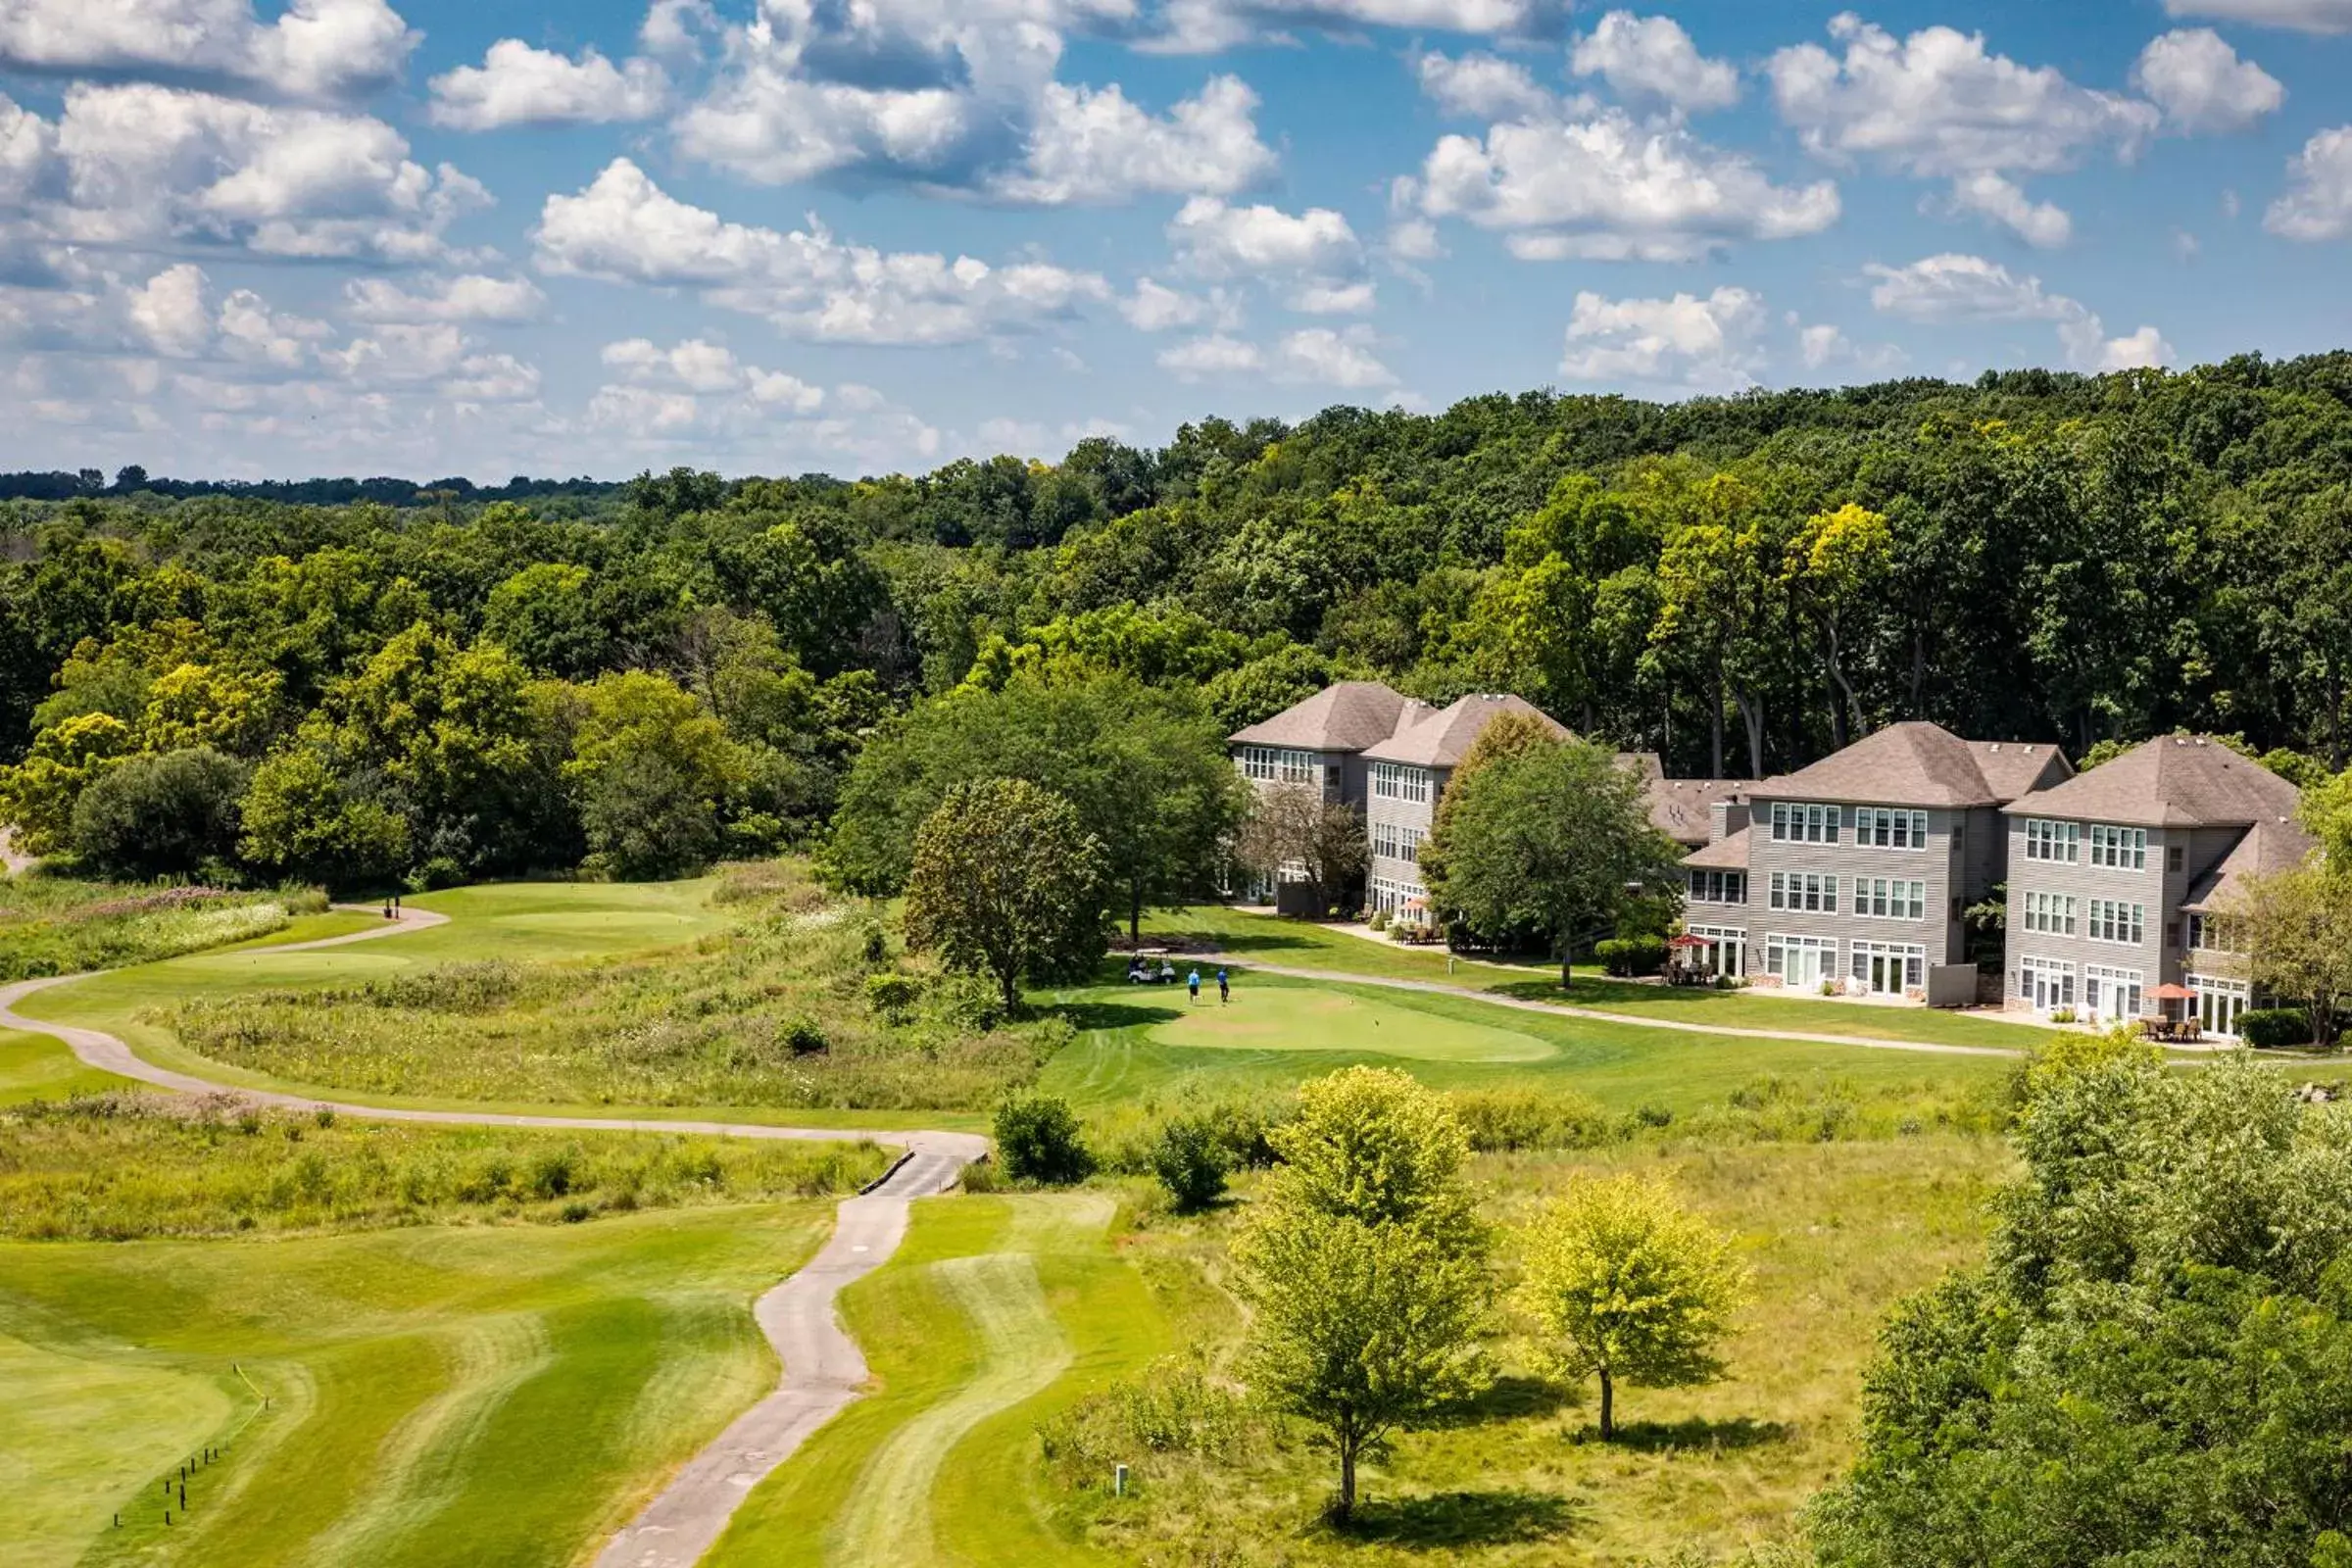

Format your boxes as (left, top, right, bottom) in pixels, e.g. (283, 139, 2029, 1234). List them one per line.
(1430, 1375, 1572, 1425)
(1338, 1488, 1583, 1549)
(1056, 999, 1186, 1033)
(1586, 1416, 1791, 1453)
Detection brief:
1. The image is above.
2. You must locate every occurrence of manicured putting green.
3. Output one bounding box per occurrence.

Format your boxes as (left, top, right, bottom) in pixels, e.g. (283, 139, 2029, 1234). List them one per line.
(1144, 984, 1554, 1064)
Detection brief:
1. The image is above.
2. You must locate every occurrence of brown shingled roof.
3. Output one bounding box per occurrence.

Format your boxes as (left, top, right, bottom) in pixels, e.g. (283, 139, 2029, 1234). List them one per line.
(2181, 818, 2319, 912)
(1228, 681, 1426, 753)
(1757, 721, 2064, 808)
(1359, 693, 1569, 769)
(1683, 825, 1751, 871)
(1645, 777, 1754, 846)
(2004, 734, 2302, 828)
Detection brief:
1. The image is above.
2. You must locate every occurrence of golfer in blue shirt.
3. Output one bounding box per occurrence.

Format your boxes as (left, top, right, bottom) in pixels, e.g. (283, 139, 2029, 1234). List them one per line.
(1187, 967, 1201, 1004)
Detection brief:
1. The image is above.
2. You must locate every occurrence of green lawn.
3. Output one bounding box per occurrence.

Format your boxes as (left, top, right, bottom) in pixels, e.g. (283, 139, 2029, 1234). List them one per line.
(1043, 972, 2017, 1123)
(0, 1201, 841, 1568)
(1146, 906, 2060, 1052)
(0, 1026, 122, 1105)
(710, 1192, 1184, 1567)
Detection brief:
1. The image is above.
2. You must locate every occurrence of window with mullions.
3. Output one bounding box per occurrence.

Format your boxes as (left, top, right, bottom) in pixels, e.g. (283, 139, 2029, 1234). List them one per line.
(2024, 818, 2080, 862)
(1370, 762, 1430, 804)
(1768, 802, 1840, 844)
(1854, 808, 1930, 849)
(2021, 890, 2076, 936)
(1768, 871, 1839, 913)
(1855, 878, 1928, 919)
(2086, 899, 2145, 945)
(2088, 824, 2148, 870)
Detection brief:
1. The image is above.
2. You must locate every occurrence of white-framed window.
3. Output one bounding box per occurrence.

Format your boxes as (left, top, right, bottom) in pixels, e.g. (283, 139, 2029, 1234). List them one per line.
(2021, 890, 2077, 936)
(1370, 821, 1426, 863)
(1368, 875, 1428, 915)
(1851, 941, 1928, 992)
(1687, 869, 1746, 905)
(2186, 912, 2242, 953)
(2018, 955, 2077, 1009)
(1854, 808, 1930, 850)
(1241, 746, 1320, 785)
(1688, 924, 1746, 977)
(1854, 878, 1928, 920)
(1768, 871, 1839, 913)
(1370, 761, 1431, 804)
(2086, 900, 2145, 946)
(2024, 818, 2081, 863)
(1769, 802, 1841, 844)
(2083, 964, 2144, 1022)
(2088, 824, 2148, 871)
(1765, 934, 1837, 985)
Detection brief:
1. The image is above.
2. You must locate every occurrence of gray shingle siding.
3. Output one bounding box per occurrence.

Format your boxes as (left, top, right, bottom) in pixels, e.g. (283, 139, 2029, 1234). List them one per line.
(1737, 800, 1989, 988)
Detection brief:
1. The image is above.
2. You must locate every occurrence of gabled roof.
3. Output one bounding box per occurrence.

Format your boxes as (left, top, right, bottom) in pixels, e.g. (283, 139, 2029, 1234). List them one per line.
(1359, 693, 1568, 769)
(1228, 681, 1428, 754)
(1683, 825, 1751, 871)
(2181, 818, 2318, 913)
(2004, 734, 2302, 828)
(1757, 721, 2067, 809)
(1645, 777, 1753, 846)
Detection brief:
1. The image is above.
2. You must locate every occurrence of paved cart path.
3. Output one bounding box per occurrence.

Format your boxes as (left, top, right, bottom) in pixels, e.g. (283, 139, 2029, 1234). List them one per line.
(0, 904, 986, 1568)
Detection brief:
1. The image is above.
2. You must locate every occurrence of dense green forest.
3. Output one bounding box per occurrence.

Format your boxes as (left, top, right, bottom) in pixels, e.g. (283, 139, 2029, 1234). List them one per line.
(6, 354, 2352, 889)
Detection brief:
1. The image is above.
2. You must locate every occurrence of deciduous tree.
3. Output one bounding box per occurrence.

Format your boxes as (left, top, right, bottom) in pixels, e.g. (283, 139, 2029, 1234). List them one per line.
(1515, 1175, 1747, 1440)
(902, 777, 1108, 1010)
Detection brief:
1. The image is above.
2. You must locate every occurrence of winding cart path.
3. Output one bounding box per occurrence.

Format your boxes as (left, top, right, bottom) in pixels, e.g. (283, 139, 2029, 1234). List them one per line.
(0, 905, 986, 1568)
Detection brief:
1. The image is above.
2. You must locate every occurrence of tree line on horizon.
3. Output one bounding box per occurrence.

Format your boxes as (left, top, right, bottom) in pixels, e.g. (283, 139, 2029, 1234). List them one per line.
(5, 353, 2352, 893)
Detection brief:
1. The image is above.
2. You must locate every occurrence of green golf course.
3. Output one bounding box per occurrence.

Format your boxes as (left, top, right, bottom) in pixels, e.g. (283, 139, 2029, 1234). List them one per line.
(1, 1203, 844, 1567)
(709, 1192, 1189, 1567)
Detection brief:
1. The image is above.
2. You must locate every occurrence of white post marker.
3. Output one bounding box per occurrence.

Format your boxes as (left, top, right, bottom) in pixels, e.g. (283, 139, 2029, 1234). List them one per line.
(1114, 1464, 1129, 1497)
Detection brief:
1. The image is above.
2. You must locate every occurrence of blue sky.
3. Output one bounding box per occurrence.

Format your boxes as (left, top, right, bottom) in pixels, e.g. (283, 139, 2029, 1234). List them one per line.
(3, 0, 2351, 480)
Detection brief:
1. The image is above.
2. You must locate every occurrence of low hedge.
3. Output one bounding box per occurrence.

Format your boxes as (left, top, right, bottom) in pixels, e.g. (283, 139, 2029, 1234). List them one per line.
(1595, 935, 1668, 978)
(2238, 1007, 2314, 1050)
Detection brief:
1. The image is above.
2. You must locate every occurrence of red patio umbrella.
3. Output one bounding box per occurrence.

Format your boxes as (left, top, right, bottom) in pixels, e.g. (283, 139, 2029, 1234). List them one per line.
(2149, 983, 2198, 1000)
(1665, 934, 1711, 949)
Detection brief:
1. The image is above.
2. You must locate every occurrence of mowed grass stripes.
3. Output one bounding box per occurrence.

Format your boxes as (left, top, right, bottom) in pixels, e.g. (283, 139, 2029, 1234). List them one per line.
(711, 1193, 1165, 1567)
(0, 1202, 833, 1567)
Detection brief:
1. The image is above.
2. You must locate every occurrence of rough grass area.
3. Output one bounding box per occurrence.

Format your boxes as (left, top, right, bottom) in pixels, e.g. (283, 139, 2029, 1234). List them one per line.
(164, 913, 1067, 1112)
(0, 1092, 888, 1241)
(0, 1200, 843, 1568)
(0, 876, 326, 981)
(0, 1026, 122, 1106)
(1043, 1138, 2012, 1567)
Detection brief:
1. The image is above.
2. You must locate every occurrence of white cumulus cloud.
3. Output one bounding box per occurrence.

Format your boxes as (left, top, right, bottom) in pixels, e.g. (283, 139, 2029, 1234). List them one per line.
(532, 158, 1108, 345)
(1414, 52, 1562, 122)
(429, 39, 668, 131)
(343, 274, 546, 323)
(990, 75, 1276, 203)
(1150, 0, 1561, 54)
(1864, 253, 2172, 372)
(2132, 28, 2284, 132)
(0, 0, 416, 103)
(1169, 195, 1372, 312)
(1570, 12, 1740, 114)
(2162, 0, 2352, 31)
(1409, 108, 1839, 262)
(1556, 286, 1767, 391)
(2267, 126, 2352, 240)
(1156, 323, 1398, 386)
(1946, 172, 2073, 248)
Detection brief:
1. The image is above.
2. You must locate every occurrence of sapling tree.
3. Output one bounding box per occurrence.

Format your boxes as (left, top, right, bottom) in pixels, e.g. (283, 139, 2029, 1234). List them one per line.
(1515, 1174, 1747, 1440)
(1232, 1067, 1491, 1522)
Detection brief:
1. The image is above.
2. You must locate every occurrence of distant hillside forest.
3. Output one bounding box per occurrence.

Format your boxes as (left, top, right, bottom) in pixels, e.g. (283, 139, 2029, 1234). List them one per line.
(4, 355, 2352, 887)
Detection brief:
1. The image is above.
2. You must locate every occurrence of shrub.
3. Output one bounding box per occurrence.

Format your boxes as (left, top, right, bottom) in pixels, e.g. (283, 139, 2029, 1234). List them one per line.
(1150, 1115, 1231, 1211)
(780, 1017, 830, 1055)
(2239, 1007, 2314, 1050)
(70, 748, 252, 880)
(406, 856, 466, 893)
(2050, 1006, 2077, 1024)
(1446, 1087, 1617, 1152)
(863, 971, 921, 1016)
(994, 1093, 1094, 1185)
(1367, 907, 1390, 932)
(1595, 936, 1668, 977)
